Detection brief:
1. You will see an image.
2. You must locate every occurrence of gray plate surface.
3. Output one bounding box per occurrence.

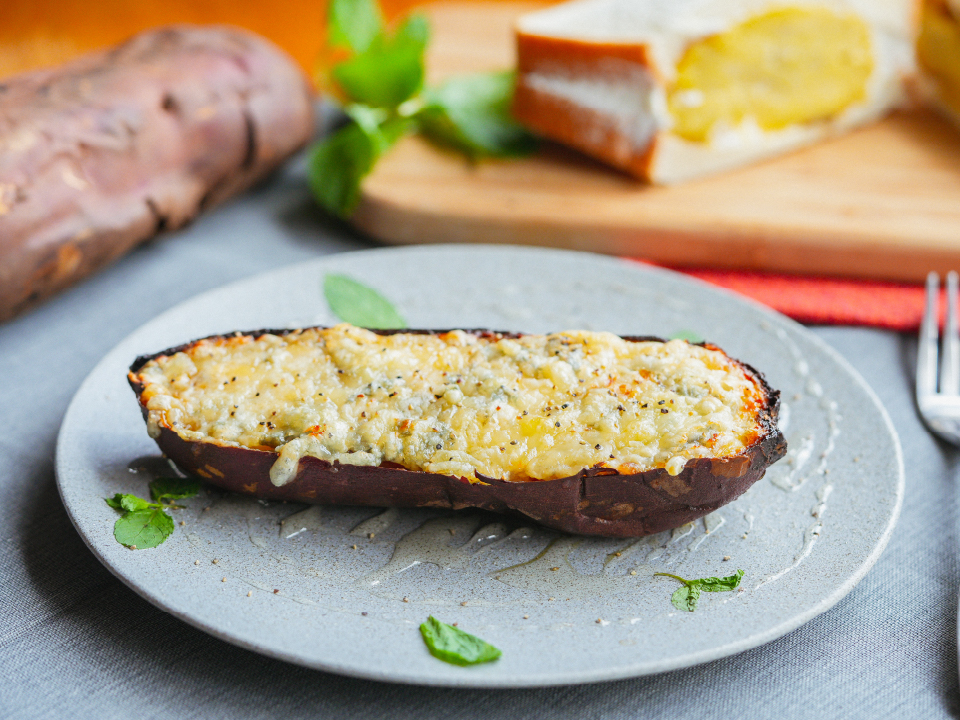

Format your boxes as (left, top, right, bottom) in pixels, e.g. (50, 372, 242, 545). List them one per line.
(56, 245, 903, 687)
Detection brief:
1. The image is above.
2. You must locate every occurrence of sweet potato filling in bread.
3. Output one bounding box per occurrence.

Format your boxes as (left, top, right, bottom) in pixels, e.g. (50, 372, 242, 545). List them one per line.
(918, 0, 960, 117)
(668, 8, 873, 142)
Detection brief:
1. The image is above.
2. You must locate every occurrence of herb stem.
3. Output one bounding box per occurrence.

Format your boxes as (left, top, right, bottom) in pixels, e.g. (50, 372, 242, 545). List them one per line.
(653, 572, 691, 585)
(397, 97, 425, 118)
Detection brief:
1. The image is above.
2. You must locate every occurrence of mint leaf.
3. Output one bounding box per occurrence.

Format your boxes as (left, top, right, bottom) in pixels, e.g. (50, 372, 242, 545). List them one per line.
(419, 616, 502, 666)
(418, 71, 537, 158)
(393, 12, 429, 47)
(309, 123, 377, 218)
(324, 273, 406, 329)
(669, 330, 705, 344)
(333, 14, 429, 108)
(105, 481, 198, 550)
(671, 583, 701, 612)
(105, 493, 154, 512)
(149, 476, 202, 503)
(698, 569, 744, 592)
(113, 507, 175, 549)
(121, 495, 154, 512)
(308, 113, 411, 218)
(328, 0, 384, 53)
(656, 570, 744, 612)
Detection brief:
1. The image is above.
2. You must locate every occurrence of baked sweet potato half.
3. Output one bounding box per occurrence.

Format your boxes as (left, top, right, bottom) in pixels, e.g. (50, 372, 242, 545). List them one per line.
(128, 324, 786, 538)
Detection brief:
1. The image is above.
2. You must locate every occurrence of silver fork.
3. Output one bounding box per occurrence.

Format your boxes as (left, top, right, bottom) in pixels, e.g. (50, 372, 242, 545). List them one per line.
(918, 271, 960, 442)
(918, 272, 960, 683)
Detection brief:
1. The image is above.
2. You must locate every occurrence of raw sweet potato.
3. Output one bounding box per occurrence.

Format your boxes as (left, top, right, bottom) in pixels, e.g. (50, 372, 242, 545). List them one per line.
(0, 25, 315, 322)
(128, 326, 787, 538)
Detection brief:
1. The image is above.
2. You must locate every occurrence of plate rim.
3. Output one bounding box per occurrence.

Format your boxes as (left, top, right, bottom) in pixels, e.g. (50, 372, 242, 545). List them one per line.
(55, 244, 905, 687)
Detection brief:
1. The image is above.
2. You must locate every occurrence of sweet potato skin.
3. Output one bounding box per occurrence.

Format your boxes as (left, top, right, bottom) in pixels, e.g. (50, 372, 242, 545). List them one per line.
(0, 26, 315, 322)
(129, 328, 787, 538)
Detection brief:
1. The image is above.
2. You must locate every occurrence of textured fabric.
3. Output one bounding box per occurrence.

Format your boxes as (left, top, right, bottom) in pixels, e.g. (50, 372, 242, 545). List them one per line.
(633, 262, 932, 331)
(1, 159, 958, 719)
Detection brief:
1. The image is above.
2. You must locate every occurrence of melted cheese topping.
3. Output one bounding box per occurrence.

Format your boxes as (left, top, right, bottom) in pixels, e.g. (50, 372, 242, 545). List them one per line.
(134, 325, 767, 487)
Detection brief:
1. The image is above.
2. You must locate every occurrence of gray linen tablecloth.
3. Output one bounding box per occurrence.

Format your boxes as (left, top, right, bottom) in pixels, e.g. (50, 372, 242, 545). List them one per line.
(1, 155, 957, 719)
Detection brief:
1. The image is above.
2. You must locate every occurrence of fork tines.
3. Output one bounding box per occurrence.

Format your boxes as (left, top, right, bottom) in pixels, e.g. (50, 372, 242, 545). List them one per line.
(919, 271, 960, 399)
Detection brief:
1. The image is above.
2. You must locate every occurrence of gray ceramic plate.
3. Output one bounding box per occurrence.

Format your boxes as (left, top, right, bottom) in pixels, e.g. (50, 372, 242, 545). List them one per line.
(56, 245, 903, 687)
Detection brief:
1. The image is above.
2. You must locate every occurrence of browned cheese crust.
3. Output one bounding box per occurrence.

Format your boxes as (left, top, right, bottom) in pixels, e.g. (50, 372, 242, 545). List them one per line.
(0, 26, 315, 322)
(129, 328, 787, 538)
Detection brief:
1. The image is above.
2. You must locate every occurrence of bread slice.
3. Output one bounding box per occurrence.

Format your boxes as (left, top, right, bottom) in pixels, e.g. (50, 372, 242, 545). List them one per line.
(917, 0, 960, 127)
(514, 0, 919, 183)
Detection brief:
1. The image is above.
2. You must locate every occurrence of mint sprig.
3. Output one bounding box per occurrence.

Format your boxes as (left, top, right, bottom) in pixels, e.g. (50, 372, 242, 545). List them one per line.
(655, 569, 744, 612)
(105, 477, 200, 549)
(310, 0, 537, 218)
(420, 616, 502, 666)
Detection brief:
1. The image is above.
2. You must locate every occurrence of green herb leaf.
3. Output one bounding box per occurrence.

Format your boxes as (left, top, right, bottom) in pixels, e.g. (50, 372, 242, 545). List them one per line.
(324, 273, 406, 329)
(309, 122, 377, 218)
(392, 12, 429, 47)
(308, 113, 411, 218)
(418, 71, 538, 158)
(669, 330, 705, 344)
(419, 616, 502, 666)
(113, 507, 175, 549)
(149, 476, 202, 503)
(671, 583, 701, 612)
(697, 569, 744, 592)
(105, 493, 154, 512)
(121, 495, 154, 512)
(332, 14, 429, 108)
(655, 570, 744, 612)
(328, 0, 384, 53)
(105, 481, 197, 550)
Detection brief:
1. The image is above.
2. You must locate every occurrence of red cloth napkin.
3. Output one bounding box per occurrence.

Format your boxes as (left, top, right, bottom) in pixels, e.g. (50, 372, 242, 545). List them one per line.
(627, 260, 928, 331)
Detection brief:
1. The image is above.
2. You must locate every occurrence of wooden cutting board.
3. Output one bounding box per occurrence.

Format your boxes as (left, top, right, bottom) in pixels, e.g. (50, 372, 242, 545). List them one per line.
(353, 2, 960, 283)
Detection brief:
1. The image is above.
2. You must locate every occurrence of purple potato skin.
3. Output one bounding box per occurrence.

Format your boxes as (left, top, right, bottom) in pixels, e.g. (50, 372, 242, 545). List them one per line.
(129, 328, 787, 538)
(0, 26, 315, 323)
